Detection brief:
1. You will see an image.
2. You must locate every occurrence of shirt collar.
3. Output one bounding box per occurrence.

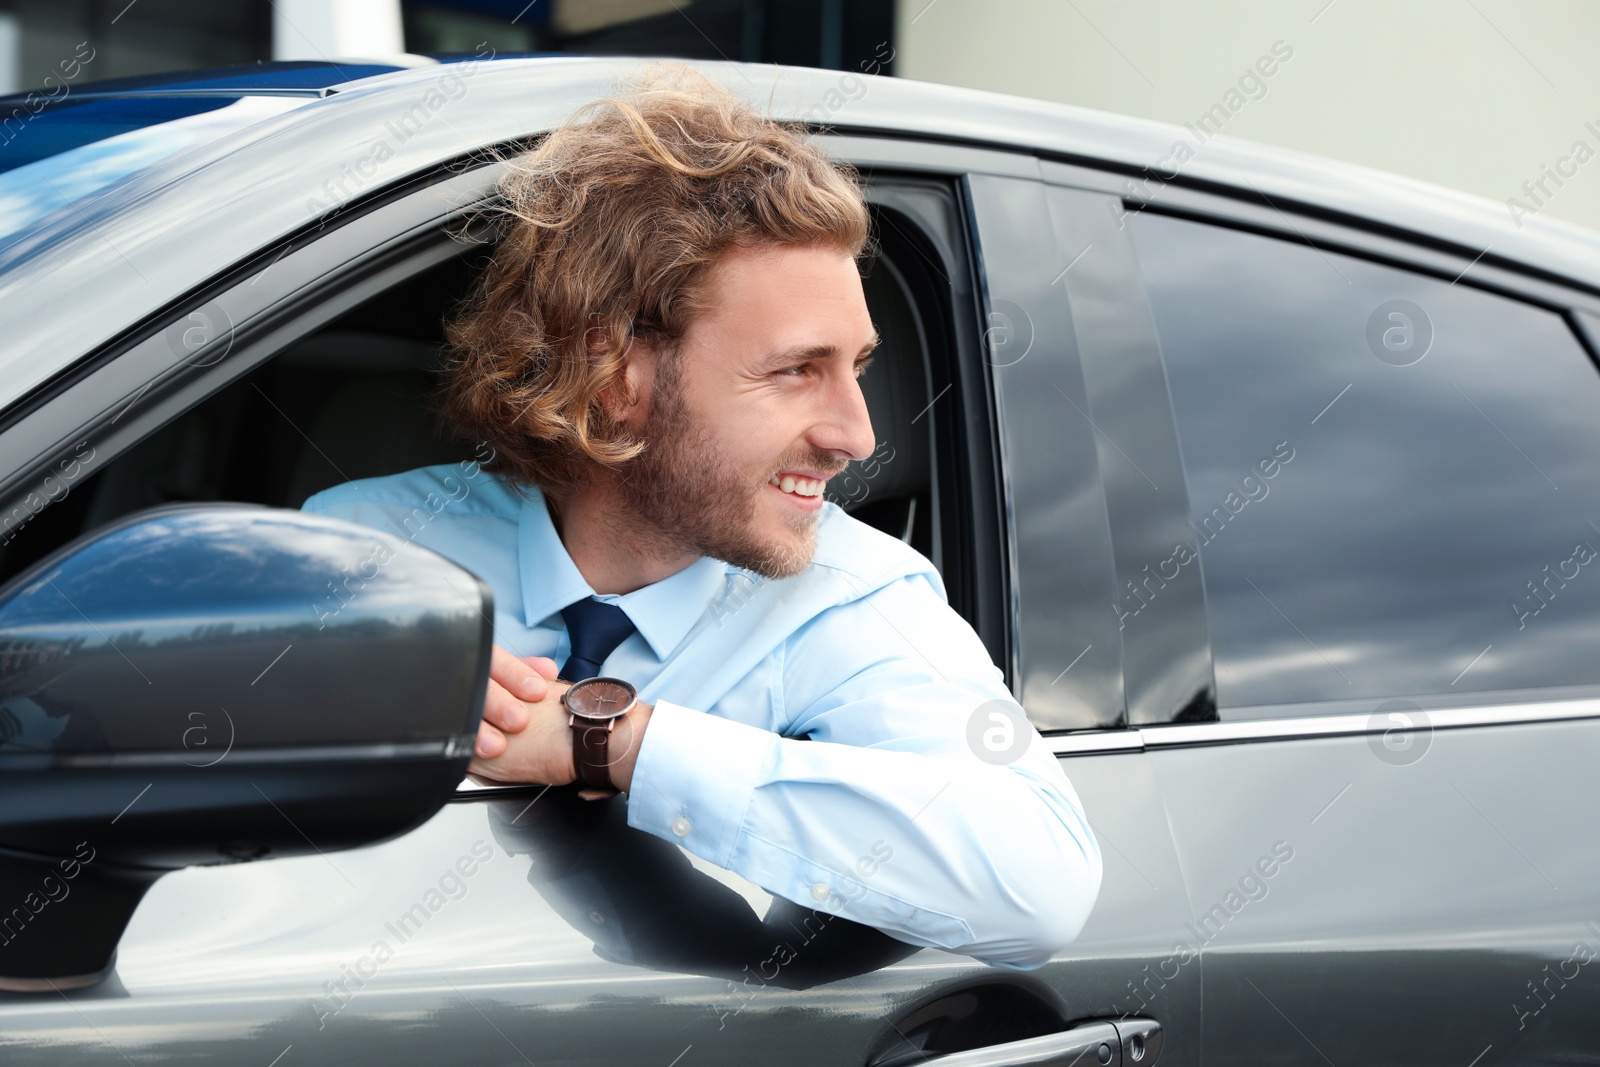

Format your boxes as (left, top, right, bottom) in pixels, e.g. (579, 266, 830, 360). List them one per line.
(517, 485, 729, 662)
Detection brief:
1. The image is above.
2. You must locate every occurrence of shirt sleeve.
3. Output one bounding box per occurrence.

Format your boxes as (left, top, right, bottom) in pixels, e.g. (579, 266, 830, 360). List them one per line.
(624, 569, 1103, 970)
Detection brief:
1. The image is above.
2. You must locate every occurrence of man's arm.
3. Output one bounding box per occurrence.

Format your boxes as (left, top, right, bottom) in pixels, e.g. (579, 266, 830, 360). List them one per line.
(469, 568, 1101, 968)
(621, 570, 1104, 971)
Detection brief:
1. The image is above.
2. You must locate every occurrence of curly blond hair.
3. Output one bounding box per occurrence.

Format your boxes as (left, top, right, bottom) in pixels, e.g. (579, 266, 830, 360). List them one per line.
(438, 63, 872, 500)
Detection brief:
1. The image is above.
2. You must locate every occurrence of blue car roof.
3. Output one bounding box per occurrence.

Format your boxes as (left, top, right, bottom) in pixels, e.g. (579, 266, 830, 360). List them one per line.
(0, 55, 554, 101)
(0, 61, 401, 100)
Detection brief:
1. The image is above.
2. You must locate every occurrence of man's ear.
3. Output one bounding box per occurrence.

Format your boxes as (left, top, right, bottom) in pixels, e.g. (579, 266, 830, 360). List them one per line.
(593, 323, 656, 427)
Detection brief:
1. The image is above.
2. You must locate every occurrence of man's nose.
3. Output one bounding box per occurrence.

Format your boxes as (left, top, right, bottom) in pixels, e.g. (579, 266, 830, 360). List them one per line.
(814, 375, 877, 463)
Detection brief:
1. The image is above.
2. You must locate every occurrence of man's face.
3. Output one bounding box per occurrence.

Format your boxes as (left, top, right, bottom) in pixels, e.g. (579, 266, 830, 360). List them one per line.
(617, 242, 879, 580)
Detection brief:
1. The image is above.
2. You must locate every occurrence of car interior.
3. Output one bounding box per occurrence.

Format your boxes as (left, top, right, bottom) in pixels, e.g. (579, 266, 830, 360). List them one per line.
(0, 218, 941, 590)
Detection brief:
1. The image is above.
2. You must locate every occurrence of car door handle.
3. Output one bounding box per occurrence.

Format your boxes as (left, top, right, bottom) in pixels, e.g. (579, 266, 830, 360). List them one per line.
(882, 1016, 1161, 1067)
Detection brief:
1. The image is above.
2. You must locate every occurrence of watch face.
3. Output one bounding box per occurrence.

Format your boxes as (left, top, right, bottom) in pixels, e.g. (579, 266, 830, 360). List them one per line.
(564, 677, 636, 721)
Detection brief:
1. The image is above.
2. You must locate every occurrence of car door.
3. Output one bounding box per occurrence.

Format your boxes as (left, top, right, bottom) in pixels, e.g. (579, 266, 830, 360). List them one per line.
(1037, 160, 1600, 1065)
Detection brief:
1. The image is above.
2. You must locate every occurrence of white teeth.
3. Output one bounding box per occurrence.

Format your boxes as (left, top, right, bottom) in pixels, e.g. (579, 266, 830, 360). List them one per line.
(770, 474, 824, 497)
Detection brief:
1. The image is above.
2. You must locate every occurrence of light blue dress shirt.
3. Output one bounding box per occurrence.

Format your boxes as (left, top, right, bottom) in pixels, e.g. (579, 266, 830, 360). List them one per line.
(302, 459, 1102, 970)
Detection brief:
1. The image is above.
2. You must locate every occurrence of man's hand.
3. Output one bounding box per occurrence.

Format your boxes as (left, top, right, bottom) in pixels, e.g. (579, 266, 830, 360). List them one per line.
(468, 644, 654, 792)
(469, 646, 575, 785)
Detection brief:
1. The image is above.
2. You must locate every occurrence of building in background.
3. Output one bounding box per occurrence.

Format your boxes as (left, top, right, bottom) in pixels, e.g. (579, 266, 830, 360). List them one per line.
(0, 1, 269, 90)
(0, 0, 894, 91)
(894, 0, 1600, 235)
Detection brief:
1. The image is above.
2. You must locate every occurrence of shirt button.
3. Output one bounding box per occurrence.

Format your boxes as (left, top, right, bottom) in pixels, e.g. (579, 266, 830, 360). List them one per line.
(671, 817, 692, 837)
(811, 882, 830, 901)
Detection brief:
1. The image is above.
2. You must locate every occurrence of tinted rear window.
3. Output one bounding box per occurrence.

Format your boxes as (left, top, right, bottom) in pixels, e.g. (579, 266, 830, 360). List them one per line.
(1130, 210, 1600, 716)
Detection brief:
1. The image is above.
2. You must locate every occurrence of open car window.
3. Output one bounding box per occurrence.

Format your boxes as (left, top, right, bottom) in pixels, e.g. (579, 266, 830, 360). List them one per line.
(0, 189, 953, 611)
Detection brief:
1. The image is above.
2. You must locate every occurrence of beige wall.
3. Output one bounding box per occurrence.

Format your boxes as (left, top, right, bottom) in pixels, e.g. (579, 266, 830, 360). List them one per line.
(273, 0, 404, 62)
(897, 0, 1600, 235)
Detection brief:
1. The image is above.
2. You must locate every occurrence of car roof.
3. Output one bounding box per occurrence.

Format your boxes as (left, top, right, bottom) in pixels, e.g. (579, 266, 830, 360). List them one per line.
(0, 60, 411, 98)
(1, 56, 1596, 414)
(26, 53, 1600, 283)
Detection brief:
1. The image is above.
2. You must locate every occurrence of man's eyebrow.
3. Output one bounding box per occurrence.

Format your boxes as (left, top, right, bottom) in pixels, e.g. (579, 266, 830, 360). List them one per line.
(762, 343, 832, 368)
(761, 333, 881, 369)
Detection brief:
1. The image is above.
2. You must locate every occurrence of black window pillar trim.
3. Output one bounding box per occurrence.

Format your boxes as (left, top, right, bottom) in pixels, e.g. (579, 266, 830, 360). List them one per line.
(962, 174, 1127, 732)
(954, 176, 1022, 697)
(1040, 181, 1217, 727)
(949, 178, 1017, 694)
(1571, 309, 1600, 374)
(855, 173, 1013, 692)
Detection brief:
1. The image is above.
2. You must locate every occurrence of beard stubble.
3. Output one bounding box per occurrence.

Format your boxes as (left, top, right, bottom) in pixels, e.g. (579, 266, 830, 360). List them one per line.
(612, 353, 823, 581)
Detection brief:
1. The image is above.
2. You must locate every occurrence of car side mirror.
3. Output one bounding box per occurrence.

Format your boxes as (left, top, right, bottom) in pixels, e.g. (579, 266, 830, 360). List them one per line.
(0, 504, 492, 992)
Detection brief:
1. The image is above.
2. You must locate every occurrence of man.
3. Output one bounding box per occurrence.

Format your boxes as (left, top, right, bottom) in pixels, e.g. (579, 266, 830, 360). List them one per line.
(302, 66, 1101, 970)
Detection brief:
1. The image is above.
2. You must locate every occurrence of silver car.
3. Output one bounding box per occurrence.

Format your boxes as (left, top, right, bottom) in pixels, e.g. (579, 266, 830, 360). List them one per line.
(2, 53, 1599, 1066)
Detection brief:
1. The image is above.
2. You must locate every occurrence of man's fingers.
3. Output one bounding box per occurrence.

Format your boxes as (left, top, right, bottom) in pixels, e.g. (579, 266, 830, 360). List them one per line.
(481, 678, 528, 733)
(475, 720, 506, 759)
(522, 655, 560, 681)
(491, 645, 548, 702)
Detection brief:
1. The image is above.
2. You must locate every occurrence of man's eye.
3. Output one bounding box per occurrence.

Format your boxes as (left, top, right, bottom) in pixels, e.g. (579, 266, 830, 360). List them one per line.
(779, 364, 809, 377)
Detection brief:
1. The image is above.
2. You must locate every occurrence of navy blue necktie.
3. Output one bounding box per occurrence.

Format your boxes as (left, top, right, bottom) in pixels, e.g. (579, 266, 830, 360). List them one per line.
(558, 597, 638, 682)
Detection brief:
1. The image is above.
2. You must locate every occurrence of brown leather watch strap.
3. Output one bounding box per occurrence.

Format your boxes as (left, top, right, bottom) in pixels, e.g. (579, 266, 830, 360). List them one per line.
(571, 719, 619, 799)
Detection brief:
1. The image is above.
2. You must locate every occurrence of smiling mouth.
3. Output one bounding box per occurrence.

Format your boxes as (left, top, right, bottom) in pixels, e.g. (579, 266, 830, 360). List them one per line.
(767, 473, 826, 497)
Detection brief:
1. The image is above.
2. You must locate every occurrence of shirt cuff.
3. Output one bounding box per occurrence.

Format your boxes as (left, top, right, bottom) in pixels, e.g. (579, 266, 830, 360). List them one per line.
(624, 698, 778, 867)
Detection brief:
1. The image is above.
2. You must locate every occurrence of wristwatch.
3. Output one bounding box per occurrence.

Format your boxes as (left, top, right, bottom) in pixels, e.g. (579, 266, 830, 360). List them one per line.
(562, 676, 639, 801)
